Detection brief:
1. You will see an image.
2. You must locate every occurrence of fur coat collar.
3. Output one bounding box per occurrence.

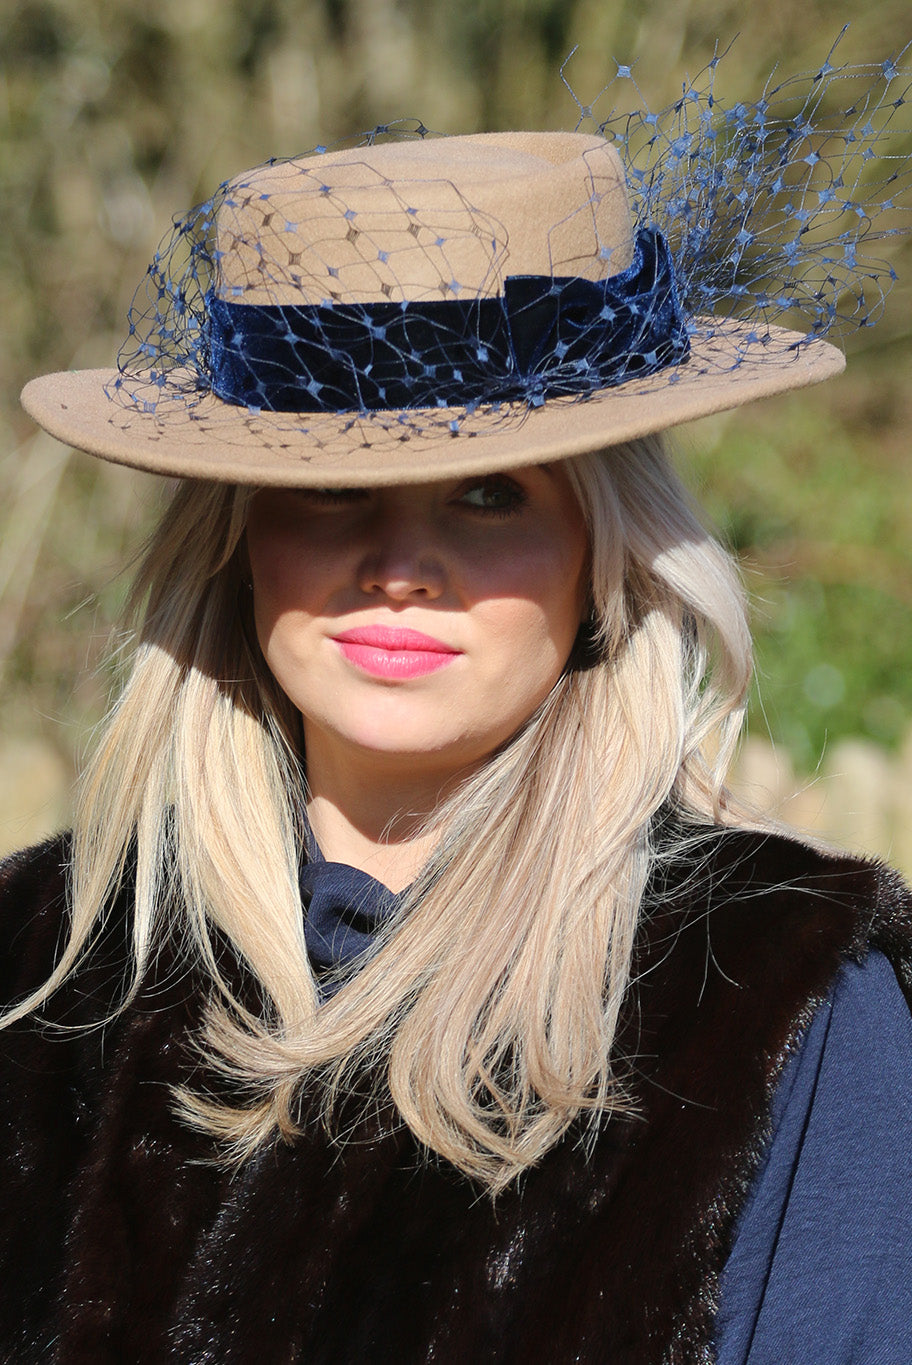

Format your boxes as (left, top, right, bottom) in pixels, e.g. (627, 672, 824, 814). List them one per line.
(0, 826, 910, 1363)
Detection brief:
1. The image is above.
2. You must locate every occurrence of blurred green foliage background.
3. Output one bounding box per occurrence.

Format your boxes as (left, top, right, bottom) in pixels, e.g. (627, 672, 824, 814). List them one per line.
(2, 0, 912, 847)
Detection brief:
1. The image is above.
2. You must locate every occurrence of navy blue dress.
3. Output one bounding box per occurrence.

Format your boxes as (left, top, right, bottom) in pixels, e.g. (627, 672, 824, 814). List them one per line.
(716, 950, 912, 1363)
(299, 838, 912, 1362)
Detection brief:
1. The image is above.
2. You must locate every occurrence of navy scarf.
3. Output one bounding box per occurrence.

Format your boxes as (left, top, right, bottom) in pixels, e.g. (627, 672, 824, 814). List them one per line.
(299, 822, 403, 998)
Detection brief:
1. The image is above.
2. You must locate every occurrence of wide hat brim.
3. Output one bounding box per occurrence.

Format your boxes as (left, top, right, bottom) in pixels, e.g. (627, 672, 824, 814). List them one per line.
(21, 322, 844, 487)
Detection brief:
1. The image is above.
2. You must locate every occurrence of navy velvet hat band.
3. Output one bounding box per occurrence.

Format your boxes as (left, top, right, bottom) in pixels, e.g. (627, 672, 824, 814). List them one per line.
(203, 227, 689, 413)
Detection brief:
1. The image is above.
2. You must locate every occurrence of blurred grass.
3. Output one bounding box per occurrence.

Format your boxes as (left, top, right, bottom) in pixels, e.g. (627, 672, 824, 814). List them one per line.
(2, 0, 912, 853)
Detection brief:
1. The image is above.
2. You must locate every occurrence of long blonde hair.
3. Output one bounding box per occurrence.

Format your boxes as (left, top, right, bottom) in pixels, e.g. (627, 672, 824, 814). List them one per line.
(6, 435, 753, 1193)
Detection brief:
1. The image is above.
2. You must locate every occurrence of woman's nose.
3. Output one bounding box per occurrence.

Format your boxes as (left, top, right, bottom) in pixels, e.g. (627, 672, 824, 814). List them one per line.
(356, 511, 447, 601)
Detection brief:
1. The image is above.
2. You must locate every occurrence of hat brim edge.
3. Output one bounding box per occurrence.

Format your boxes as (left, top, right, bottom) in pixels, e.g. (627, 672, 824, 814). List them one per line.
(20, 325, 845, 487)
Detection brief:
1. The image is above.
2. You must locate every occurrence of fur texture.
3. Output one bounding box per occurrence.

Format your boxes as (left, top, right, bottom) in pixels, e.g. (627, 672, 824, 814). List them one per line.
(0, 827, 909, 1363)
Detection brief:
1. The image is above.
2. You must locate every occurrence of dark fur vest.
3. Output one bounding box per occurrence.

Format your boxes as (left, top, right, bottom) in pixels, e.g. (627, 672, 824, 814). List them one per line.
(1, 827, 910, 1364)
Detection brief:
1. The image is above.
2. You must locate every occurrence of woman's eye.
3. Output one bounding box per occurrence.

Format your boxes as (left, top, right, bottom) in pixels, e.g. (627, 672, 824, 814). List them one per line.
(457, 477, 527, 516)
(295, 486, 369, 507)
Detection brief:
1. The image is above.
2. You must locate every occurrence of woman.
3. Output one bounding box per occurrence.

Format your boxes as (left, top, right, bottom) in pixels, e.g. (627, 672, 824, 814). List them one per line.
(4, 72, 912, 1362)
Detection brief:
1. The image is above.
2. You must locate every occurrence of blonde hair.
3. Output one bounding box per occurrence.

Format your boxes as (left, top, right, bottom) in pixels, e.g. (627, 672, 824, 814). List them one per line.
(6, 436, 754, 1193)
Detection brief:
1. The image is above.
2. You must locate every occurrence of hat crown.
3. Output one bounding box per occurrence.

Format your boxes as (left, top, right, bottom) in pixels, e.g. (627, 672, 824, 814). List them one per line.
(216, 132, 635, 305)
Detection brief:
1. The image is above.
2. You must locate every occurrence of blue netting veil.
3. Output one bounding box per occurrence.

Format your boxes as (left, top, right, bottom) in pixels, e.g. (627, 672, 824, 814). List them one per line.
(569, 35, 912, 338)
(82, 40, 912, 470)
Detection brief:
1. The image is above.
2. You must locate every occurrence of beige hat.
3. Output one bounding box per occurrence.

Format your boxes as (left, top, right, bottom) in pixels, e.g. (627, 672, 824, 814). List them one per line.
(21, 129, 846, 487)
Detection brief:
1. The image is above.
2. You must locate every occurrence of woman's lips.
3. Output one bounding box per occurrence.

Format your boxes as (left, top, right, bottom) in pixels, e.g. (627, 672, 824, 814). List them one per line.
(332, 626, 461, 679)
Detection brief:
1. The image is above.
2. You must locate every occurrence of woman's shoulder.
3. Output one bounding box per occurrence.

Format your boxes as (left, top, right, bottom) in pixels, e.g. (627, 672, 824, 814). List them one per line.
(656, 812, 905, 897)
(0, 832, 73, 1000)
(633, 818, 912, 1101)
(0, 829, 71, 895)
(652, 816, 912, 973)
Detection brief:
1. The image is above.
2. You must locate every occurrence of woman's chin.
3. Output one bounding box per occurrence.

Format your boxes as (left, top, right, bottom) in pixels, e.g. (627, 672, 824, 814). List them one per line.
(305, 717, 502, 780)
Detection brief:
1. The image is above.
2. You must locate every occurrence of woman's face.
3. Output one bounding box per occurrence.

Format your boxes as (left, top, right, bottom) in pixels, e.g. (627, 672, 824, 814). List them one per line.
(246, 464, 589, 782)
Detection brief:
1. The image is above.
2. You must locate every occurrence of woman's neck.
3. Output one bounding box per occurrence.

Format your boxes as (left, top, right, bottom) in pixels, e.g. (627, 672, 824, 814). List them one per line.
(305, 798, 432, 892)
(303, 730, 472, 892)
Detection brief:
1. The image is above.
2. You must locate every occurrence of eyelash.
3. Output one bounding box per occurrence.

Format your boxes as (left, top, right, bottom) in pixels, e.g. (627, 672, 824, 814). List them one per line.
(295, 487, 368, 506)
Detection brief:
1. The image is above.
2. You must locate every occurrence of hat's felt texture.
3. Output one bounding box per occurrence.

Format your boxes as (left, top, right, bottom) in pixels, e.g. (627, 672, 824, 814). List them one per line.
(20, 132, 847, 485)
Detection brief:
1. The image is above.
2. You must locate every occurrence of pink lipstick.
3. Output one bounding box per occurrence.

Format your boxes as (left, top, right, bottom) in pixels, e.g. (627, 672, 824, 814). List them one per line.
(332, 626, 461, 680)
